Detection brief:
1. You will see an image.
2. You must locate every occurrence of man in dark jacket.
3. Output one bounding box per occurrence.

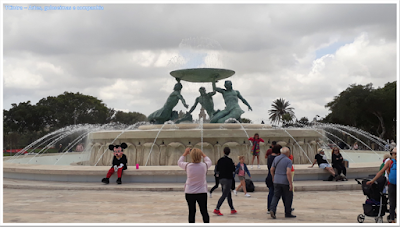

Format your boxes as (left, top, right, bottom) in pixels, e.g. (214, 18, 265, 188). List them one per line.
(213, 147, 237, 216)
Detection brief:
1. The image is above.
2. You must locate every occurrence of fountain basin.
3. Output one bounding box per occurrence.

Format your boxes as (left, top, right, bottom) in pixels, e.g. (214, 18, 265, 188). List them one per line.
(87, 123, 324, 166)
(4, 123, 386, 184)
(3, 161, 380, 183)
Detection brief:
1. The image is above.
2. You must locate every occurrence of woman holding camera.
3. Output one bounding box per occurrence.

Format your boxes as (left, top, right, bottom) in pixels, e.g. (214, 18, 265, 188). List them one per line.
(178, 147, 212, 223)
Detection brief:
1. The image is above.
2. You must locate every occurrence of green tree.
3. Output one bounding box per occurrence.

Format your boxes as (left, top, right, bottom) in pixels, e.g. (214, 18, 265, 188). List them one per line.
(113, 111, 147, 125)
(323, 82, 396, 139)
(268, 98, 295, 125)
(324, 84, 373, 127)
(240, 118, 252, 123)
(3, 101, 49, 148)
(297, 117, 310, 126)
(36, 92, 115, 130)
(3, 101, 45, 133)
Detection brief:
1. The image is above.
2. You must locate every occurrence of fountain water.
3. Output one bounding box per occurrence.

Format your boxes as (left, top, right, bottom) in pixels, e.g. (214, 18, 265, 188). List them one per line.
(4, 120, 388, 184)
(225, 118, 251, 139)
(94, 121, 148, 166)
(199, 118, 204, 152)
(314, 123, 382, 159)
(145, 121, 176, 166)
(280, 127, 312, 164)
(294, 123, 355, 163)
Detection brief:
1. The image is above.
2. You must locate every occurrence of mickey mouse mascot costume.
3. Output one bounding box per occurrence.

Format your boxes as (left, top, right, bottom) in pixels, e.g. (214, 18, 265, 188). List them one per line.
(101, 142, 128, 184)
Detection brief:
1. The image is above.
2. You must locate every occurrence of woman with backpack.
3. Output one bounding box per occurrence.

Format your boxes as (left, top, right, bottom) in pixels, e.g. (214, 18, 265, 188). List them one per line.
(367, 147, 397, 223)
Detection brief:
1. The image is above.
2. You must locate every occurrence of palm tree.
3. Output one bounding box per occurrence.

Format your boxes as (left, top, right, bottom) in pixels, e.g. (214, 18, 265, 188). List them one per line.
(268, 98, 295, 125)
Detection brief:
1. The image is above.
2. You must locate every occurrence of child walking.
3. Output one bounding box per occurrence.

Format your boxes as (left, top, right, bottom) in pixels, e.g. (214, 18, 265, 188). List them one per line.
(248, 133, 265, 169)
(233, 155, 252, 197)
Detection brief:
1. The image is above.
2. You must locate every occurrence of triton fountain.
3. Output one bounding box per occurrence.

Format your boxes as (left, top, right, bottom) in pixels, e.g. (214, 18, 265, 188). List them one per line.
(2, 38, 389, 184)
(3, 67, 388, 184)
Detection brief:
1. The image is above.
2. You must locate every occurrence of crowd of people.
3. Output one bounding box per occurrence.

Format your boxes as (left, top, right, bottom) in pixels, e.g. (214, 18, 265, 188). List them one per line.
(177, 133, 299, 223)
(101, 135, 397, 223)
(367, 147, 397, 223)
(177, 135, 397, 223)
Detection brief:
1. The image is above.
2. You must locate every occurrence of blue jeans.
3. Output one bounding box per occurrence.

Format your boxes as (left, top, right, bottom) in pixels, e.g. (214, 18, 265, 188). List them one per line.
(267, 186, 275, 210)
(388, 183, 397, 221)
(216, 178, 234, 210)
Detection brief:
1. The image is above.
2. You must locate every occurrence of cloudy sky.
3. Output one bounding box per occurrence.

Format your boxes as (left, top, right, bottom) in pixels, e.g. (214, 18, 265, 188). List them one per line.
(2, 2, 398, 124)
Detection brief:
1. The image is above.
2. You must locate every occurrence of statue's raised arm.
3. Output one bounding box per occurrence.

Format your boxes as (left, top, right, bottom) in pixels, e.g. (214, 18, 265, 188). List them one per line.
(212, 77, 225, 94)
(237, 91, 252, 111)
(188, 97, 200, 114)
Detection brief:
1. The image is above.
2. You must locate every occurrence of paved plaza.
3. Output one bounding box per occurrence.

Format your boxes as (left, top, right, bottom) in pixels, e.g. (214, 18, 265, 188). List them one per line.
(3, 185, 385, 224)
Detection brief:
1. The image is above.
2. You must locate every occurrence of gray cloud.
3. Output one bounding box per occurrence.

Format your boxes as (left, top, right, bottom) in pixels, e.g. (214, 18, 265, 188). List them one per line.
(2, 3, 397, 123)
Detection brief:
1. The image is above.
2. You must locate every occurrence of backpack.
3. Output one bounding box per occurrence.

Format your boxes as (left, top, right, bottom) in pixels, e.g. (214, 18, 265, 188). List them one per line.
(388, 159, 396, 185)
(245, 179, 255, 192)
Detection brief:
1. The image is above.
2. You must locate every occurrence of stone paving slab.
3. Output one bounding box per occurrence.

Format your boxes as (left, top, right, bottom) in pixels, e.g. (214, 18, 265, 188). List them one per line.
(3, 187, 393, 224)
(3, 178, 362, 192)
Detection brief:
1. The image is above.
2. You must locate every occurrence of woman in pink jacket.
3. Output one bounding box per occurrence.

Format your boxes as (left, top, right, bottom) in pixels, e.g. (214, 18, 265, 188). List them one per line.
(178, 147, 212, 223)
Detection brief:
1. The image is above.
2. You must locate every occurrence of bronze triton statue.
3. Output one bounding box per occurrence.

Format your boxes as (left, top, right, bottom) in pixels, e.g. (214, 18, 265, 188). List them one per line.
(210, 79, 252, 123)
(148, 78, 189, 124)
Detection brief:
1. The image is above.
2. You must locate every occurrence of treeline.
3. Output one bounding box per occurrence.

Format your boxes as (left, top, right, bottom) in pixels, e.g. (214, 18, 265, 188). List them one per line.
(322, 81, 396, 140)
(3, 81, 397, 149)
(3, 92, 147, 150)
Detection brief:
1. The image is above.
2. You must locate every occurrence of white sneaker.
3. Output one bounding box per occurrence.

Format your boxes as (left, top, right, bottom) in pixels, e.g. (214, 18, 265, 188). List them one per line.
(250, 166, 253, 169)
(209, 192, 212, 198)
(257, 165, 261, 169)
(245, 193, 251, 197)
(233, 190, 237, 195)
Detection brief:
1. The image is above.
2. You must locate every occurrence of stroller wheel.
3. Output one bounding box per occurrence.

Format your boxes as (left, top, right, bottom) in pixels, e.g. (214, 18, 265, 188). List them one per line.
(357, 214, 365, 223)
(375, 217, 383, 223)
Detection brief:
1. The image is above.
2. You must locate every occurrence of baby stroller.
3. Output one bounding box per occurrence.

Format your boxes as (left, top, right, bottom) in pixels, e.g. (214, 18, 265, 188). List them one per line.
(355, 176, 389, 223)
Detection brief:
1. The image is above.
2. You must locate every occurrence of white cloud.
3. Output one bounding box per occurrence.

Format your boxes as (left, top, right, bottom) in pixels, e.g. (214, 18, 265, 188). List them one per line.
(3, 67, 45, 89)
(2, 4, 397, 125)
(99, 79, 141, 101)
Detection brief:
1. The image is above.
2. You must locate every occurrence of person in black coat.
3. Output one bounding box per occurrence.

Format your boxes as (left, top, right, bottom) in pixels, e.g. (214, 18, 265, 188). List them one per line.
(331, 147, 347, 180)
(209, 164, 220, 198)
(213, 147, 237, 216)
(266, 144, 282, 214)
(101, 143, 128, 184)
